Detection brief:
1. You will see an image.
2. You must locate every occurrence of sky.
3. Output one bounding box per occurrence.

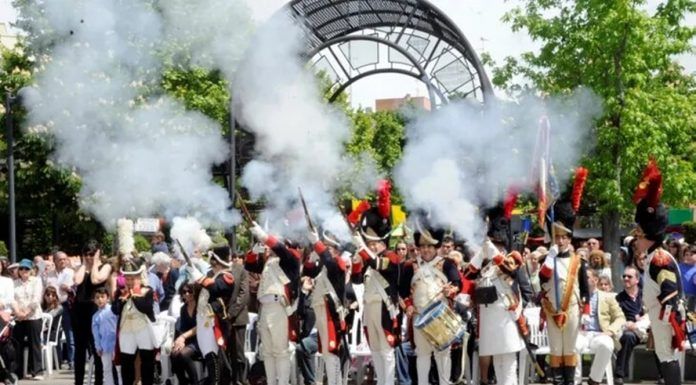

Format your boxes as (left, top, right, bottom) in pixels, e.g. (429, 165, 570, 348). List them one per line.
(1, 0, 694, 108)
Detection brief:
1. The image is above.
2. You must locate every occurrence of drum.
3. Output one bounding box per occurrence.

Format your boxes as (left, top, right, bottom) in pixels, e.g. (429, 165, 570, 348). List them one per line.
(414, 300, 466, 351)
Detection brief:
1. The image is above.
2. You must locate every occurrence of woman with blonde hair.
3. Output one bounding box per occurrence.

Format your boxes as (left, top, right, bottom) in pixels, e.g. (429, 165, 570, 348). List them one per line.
(588, 250, 611, 277)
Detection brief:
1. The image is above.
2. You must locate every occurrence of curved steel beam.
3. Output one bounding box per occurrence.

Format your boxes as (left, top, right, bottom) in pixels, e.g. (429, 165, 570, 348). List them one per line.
(327, 68, 444, 104)
(309, 34, 444, 104)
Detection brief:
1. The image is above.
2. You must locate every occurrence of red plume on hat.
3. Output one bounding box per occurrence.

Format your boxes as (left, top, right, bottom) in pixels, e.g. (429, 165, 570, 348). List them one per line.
(376, 179, 392, 219)
(347, 200, 370, 226)
(632, 158, 662, 208)
(503, 186, 519, 220)
(571, 167, 589, 212)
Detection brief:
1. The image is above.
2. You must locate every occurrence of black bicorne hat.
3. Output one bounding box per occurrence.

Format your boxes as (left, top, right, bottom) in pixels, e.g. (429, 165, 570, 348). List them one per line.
(359, 207, 392, 244)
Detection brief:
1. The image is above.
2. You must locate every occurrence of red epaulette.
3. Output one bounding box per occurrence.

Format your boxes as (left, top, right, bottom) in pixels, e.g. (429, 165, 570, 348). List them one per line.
(265, 235, 279, 248)
(651, 249, 672, 267)
(222, 272, 235, 285)
(314, 241, 327, 255)
(245, 251, 258, 264)
(384, 250, 401, 264)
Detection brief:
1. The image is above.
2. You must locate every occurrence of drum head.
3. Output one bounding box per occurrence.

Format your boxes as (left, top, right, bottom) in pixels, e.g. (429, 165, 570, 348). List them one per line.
(414, 300, 445, 329)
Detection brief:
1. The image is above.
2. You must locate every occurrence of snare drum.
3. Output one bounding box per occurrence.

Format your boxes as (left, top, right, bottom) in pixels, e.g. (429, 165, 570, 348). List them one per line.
(414, 300, 465, 351)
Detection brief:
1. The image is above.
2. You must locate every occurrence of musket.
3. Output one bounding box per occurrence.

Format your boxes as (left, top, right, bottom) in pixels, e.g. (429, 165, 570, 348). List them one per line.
(174, 238, 193, 266)
(297, 187, 317, 233)
(235, 190, 254, 224)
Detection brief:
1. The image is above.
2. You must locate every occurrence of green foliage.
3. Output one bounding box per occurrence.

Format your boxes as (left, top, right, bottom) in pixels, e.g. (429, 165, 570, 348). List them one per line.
(0, 241, 7, 257)
(134, 234, 151, 253)
(497, 0, 696, 219)
(161, 67, 231, 133)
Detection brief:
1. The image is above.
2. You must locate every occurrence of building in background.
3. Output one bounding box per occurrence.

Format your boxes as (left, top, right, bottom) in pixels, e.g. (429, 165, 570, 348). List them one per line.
(375, 94, 431, 112)
(0, 22, 18, 49)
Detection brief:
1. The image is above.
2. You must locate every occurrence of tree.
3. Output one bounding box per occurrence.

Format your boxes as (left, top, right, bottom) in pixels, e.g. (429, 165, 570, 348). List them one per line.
(496, 0, 696, 284)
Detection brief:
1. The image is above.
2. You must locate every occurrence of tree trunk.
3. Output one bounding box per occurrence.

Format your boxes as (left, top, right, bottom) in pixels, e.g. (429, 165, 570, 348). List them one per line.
(602, 209, 623, 288)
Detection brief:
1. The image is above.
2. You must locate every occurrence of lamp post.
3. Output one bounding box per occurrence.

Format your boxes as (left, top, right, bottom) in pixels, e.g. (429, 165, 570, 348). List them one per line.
(5, 93, 16, 263)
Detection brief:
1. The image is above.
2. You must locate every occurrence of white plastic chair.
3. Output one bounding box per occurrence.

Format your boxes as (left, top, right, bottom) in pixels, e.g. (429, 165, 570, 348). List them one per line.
(23, 313, 53, 378)
(48, 314, 62, 373)
(245, 312, 258, 365)
(156, 314, 178, 385)
(521, 306, 549, 385)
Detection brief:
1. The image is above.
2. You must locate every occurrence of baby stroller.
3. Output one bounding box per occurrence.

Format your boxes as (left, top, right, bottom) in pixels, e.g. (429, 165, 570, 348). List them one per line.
(0, 317, 18, 385)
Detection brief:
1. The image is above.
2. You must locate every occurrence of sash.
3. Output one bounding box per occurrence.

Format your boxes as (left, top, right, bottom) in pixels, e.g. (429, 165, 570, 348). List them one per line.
(542, 253, 580, 328)
(366, 267, 399, 319)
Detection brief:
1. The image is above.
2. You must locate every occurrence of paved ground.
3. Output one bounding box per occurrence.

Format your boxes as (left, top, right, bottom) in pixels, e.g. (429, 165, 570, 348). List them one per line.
(15, 370, 696, 385)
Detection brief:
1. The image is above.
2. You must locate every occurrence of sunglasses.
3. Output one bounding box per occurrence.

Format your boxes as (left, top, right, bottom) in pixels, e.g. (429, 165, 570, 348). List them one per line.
(182, 290, 192, 295)
(622, 275, 635, 279)
(19, 267, 30, 271)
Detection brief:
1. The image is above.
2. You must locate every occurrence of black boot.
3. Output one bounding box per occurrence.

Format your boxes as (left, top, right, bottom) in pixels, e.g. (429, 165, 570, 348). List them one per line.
(660, 360, 681, 385)
(204, 352, 221, 385)
(562, 366, 576, 385)
(550, 367, 564, 385)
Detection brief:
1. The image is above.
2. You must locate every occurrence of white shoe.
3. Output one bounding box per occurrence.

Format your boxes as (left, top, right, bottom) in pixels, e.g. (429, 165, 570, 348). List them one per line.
(32, 375, 44, 381)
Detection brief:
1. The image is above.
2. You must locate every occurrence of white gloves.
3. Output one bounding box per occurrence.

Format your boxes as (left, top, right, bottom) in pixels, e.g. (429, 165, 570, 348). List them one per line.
(186, 264, 204, 283)
(308, 231, 320, 244)
(250, 222, 268, 242)
(351, 233, 367, 250)
(542, 244, 559, 270)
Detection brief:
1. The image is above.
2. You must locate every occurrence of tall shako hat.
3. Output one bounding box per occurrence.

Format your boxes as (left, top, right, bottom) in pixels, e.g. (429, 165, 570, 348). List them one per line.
(549, 167, 588, 237)
(349, 179, 393, 244)
(208, 244, 232, 268)
(632, 159, 668, 243)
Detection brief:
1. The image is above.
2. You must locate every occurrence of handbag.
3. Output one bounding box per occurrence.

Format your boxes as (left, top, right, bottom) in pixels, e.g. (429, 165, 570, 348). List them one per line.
(474, 285, 498, 305)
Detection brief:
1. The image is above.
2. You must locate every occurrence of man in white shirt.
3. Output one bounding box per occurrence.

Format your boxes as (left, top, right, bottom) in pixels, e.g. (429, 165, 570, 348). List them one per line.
(53, 251, 75, 369)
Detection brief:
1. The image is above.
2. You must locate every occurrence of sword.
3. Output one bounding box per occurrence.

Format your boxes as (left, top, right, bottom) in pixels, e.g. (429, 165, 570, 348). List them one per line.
(298, 187, 317, 233)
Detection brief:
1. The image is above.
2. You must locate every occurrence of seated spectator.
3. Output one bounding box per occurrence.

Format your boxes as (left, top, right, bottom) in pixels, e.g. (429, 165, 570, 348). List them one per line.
(41, 286, 63, 343)
(597, 274, 614, 292)
(575, 269, 625, 385)
(171, 283, 200, 385)
(677, 243, 696, 311)
(576, 247, 589, 261)
(150, 231, 169, 254)
(614, 266, 649, 385)
(589, 250, 611, 278)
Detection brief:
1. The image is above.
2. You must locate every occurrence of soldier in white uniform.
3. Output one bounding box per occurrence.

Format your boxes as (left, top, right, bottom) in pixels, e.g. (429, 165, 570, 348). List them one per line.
(539, 200, 590, 385)
(632, 159, 684, 385)
(247, 223, 302, 385)
(464, 206, 532, 385)
(401, 223, 461, 385)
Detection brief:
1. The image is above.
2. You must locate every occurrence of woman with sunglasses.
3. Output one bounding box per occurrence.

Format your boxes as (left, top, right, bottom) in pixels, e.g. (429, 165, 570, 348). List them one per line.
(74, 240, 113, 385)
(171, 283, 200, 385)
(13, 259, 44, 380)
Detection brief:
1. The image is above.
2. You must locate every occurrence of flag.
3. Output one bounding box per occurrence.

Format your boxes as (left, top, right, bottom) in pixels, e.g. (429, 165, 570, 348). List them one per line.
(530, 116, 560, 227)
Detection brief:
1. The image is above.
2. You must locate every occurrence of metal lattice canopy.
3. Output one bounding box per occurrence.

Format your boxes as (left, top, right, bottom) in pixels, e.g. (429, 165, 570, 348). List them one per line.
(283, 0, 493, 106)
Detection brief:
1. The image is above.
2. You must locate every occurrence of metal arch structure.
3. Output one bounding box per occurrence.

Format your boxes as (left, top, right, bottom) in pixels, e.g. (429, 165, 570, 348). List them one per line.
(283, 0, 494, 106)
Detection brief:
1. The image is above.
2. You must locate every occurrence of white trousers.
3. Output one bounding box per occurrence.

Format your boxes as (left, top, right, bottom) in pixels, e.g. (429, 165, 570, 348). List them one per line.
(119, 327, 154, 355)
(575, 332, 614, 382)
(364, 301, 395, 385)
(414, 327, 450, 385)
(99, 353, 122, 385)
(492, 353, 518, 385)
(259, 301, 292, 385)
(649, 308, 680, 363)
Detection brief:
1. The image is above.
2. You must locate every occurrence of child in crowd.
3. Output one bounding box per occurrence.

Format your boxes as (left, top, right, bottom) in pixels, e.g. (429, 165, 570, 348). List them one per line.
(91, 287, 120, 385)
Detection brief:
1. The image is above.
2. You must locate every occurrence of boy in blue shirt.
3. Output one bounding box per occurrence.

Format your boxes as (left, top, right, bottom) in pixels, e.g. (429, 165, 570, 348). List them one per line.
(92, 287, 120, 385)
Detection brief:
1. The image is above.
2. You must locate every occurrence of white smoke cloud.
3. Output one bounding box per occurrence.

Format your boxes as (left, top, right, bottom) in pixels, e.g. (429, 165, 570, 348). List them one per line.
(170, 216, 213, 256)
(235, 15, 376, 239)
(396, 89, 602, 243)
(16, 0, 253, 229)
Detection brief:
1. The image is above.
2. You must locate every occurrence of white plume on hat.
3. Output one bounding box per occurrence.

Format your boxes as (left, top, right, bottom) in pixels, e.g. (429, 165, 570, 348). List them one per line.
(117, 218, 135, 256)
